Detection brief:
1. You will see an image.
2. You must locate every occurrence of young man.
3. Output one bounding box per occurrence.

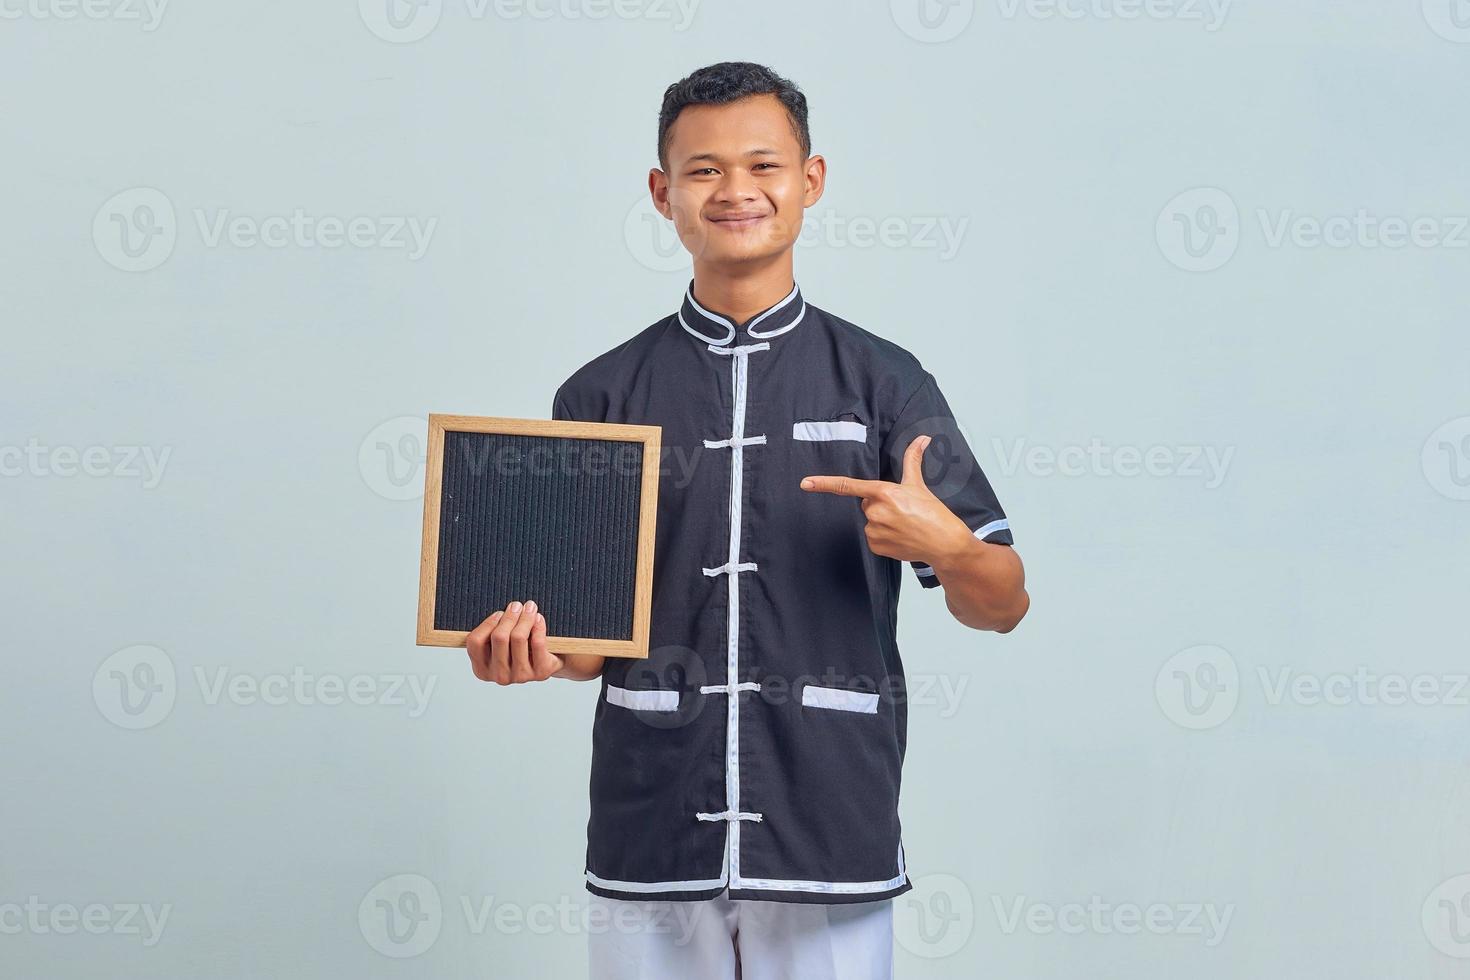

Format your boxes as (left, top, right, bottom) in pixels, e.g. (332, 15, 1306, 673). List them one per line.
(464, 62, 1028, 979)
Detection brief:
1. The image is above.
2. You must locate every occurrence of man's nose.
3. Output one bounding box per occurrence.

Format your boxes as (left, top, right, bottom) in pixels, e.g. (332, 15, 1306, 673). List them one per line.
(712, 169, 759, 203)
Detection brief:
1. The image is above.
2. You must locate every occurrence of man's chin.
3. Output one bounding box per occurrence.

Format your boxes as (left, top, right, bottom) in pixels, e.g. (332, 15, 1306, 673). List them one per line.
(688, 241, 793, 267)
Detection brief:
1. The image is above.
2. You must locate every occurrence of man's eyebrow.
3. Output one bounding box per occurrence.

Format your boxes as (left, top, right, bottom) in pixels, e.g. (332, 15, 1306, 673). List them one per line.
(680, 147, 785, 166)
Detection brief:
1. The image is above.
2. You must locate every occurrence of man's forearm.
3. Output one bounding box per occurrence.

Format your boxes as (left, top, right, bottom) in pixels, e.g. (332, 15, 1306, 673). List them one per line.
(553, 654, 607, 681)
(927, 532, 1029, 633)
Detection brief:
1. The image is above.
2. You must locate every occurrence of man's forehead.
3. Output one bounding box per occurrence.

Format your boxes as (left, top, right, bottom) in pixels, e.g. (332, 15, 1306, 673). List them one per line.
(667, 96, 801, 161)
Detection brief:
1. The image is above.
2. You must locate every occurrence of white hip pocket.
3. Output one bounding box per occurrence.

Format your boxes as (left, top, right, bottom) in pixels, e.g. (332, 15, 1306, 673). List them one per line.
(801, 684, 880, 714)
(605, 685, 679, 712)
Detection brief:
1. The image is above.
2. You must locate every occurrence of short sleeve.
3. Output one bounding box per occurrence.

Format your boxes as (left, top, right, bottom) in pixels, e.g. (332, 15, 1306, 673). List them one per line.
(552, 381, 604, 424)
(879, 370, 1014, 589)
(551, 386, 575, 422)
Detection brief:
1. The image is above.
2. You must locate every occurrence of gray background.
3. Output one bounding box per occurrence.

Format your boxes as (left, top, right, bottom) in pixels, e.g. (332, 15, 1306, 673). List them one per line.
(3, 1, 1469, 977)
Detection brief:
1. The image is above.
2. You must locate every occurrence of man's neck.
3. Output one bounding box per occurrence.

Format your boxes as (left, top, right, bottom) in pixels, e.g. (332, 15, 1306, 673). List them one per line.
(691, 257, 797, 326)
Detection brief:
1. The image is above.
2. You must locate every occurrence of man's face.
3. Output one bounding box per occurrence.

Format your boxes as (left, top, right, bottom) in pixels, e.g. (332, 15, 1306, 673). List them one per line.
(652, 94, 824, 269)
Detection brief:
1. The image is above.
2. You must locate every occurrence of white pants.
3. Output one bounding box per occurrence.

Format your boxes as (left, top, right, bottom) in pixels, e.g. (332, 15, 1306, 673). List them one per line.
(587, 891, 894, 980)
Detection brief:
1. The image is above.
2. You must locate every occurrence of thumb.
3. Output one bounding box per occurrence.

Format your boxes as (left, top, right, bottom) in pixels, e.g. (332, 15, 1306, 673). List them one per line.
(901, 434, 932, 487)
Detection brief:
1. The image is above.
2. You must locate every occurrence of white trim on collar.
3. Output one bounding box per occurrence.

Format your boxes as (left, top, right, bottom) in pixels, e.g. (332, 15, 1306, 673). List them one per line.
(677, 281, 806, 347)
(747, 282, 803, 339)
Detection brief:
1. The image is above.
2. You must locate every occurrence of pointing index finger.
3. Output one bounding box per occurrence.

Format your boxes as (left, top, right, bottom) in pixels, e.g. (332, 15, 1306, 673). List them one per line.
(800, 475, 888, 497)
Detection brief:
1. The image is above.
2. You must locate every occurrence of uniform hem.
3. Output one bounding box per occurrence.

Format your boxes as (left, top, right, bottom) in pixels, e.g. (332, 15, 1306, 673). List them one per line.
(585, 880, 728, 903)
(585, 875, 913, 906)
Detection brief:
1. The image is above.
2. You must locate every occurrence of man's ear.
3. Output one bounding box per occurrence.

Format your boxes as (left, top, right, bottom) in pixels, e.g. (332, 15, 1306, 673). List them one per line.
(648, 168, 671, 219)
(802, 154, 827, 208)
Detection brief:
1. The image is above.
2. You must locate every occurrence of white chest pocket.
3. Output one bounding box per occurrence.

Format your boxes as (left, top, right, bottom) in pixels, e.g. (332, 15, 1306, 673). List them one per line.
(792, 412, 868, 443)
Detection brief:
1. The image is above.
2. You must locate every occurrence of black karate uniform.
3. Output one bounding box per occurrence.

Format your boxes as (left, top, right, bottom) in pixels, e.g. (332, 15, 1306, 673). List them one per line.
(552, 281, 1014, 905)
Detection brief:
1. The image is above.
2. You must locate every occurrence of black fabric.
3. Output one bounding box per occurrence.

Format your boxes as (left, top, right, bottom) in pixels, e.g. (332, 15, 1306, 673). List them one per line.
(434, 431, 642, 639)
(553, 281, 1012, 904)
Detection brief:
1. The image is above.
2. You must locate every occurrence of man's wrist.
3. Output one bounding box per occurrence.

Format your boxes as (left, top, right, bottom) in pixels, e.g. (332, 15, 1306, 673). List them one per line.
(925, 521, 978, 576)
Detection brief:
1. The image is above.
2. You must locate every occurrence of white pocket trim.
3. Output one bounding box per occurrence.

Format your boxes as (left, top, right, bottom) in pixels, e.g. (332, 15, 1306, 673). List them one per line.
(801, 685, 880, 714)
(606, 685, 679, 712)
(792, 420, 868, 443)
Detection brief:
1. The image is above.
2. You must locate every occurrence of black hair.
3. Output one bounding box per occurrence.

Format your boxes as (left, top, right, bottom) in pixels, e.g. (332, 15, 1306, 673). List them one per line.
(657, 62, 810, 169)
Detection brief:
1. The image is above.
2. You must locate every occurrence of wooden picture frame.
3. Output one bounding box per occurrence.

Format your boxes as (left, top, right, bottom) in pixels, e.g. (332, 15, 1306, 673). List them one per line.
(416, 414, 661, 658)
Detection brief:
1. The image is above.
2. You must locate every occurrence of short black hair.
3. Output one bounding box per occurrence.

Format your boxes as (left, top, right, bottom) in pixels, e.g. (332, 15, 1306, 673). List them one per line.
(657, 62, 810, 169)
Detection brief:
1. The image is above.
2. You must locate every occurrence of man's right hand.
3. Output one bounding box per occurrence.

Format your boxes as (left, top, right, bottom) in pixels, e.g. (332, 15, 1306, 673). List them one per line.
(465, 601, 604, 683)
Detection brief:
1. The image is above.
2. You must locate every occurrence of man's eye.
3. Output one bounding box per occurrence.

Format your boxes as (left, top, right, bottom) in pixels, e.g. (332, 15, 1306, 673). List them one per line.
(754, 163, 778, 170)
(691, 168, 718, 176)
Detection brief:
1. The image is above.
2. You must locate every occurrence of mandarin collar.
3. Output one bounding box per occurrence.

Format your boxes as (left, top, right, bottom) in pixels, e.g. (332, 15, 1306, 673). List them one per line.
(677, 280, 806, 347)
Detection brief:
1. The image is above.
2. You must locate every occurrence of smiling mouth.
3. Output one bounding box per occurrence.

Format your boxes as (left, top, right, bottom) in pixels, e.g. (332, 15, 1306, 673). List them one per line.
(708, 214, 769, 230)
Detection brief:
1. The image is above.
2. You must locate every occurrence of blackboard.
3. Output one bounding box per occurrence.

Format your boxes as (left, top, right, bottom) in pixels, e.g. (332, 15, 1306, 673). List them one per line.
(416, 414, 660, 658)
